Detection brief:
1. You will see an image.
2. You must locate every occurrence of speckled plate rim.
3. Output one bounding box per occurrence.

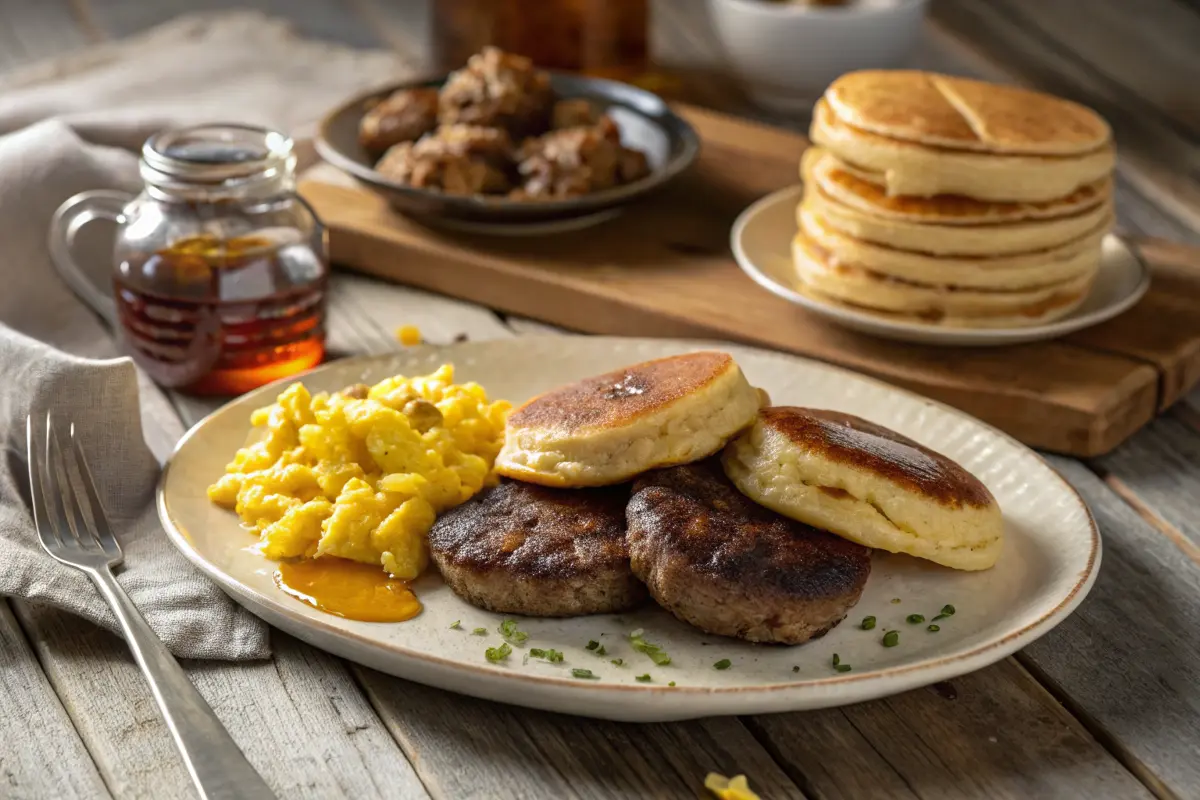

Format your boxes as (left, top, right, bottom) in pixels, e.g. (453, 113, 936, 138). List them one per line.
(731, 184, 1151, 347)
(158, 337, 1100, 721)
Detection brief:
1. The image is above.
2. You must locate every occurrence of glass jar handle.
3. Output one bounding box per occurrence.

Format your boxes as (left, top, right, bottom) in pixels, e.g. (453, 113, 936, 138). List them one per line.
(48, 190, 132, 328)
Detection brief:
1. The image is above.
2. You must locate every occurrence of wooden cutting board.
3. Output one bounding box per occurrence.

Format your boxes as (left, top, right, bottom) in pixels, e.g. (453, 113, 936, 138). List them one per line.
(299, 105, 1200, 457)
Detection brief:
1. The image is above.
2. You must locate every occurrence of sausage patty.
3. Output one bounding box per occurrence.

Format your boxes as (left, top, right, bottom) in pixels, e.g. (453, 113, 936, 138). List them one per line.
(626, 460, 872, 644)
(429, 480, 646, 617)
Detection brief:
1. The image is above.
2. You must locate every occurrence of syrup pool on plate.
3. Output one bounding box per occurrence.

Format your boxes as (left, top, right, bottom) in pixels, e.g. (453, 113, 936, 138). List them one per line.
(274, 558, 422, 623)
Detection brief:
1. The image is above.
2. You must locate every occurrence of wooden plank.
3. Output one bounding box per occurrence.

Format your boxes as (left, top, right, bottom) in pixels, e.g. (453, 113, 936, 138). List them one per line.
(0, 601, 112, 800)
(14, 603, 430, 800)
(1090, 411, 1200, 554)
(751, 659, 1154, 800)
(354, 667, 807, 800)
(302, 174, 1168, 457)
(1015, 456, 1200, 798)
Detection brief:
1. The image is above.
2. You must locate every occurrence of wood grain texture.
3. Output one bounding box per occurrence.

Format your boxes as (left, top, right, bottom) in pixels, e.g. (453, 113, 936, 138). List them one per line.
(0, 601, 112, 800)
(1017, 456, 1200, 798)
(355, 667, 806, 800)
(14, 602, 430, 800)
(752, 659, 1154, 800)
(1090, 412, 1200, 553)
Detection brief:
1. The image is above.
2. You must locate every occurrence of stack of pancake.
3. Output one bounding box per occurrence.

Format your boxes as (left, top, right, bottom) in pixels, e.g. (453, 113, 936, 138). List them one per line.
(798, 70, 1116, 327)
(429, 352, 1003, 645)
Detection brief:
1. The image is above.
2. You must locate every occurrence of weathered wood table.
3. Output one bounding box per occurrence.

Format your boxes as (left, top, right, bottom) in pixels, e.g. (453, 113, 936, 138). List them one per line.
(3, 2, 1198, 798)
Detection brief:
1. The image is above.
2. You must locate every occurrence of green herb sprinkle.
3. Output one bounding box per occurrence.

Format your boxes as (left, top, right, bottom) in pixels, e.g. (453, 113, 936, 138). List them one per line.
(571, 668, 599, 680)
(629, 629, 671, 666)
(472, 627, 487, 636)
(861, 616, 876, 630)
(882, 631, 900, 647)
(927, 624, 940, 633)
(636, 674, 652, 682)
(713, 659, 732, 670)
(906, 614, 925, 624)
(485, 643, 512, 662)
(498, 619, 529, 646)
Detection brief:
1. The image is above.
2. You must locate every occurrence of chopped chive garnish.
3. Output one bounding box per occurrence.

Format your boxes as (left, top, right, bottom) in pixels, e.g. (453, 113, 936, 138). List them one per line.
(449, 620, 462, 630)
(472, 627, 487, 635)
(571, 668, 598, 680)
(629, 629, 671, 666)
(927, 624, 940, 633)
(529, 648, 564, 662)
(636, 674, 652, 682)
(940, 604, 956, 616)
(485, 643, 512, 662)
(498, 619, 528, 646)
(713, 659, 732, 670)
(835, 664, 852, 673)
(792, 666, 800, 673)
(890, 598, 901, 604)
(668, 681, 676, 687)
(861, 616, 876, 630)
(585, 640, 600, 651)
(610, 658, 624, 666)
(906, 614, 925, 624)
(932, 614, 948, 621)
(882, 631, 900, 647)
(595, 645, 606, 656)
(832, 653, 841, 666)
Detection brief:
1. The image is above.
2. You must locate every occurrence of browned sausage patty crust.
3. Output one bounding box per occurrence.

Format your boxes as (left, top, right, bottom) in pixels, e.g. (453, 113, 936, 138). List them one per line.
(429, 480, 647, 617)
(626, 460, 872, 644)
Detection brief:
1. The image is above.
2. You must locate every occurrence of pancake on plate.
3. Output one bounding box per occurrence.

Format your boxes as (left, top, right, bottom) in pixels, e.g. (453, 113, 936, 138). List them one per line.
(791, 234, 1095, 327)
(823, 70, 1111, 155)
(796, 203, 1104, 291)
(723, 407, 1003, 571)
(800, 180, 1113, 257)
(803, 147, 1110, 226)
(495, 351, 761, 487)
(429, 480, 646, 616)
(810, 98, 1115, 202)
(626, 459, 872, 644)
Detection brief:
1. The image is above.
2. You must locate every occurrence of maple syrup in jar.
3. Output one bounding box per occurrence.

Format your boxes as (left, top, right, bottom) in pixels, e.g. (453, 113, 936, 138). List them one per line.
(433, 0, 650, 82)
(51, 125, 328, 395)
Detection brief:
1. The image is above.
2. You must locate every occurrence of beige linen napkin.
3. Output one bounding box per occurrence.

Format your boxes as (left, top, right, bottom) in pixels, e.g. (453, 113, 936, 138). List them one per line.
(0, 12, 412, 660)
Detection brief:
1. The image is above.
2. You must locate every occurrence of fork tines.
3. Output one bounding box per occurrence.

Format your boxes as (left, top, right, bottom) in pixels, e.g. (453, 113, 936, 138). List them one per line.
(26, 413, 122, 566)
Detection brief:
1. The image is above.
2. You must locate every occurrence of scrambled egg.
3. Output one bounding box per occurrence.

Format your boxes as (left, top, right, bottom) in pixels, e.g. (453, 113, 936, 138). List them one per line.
(704, 774, 761, 800)
(208, 365, 510, 578)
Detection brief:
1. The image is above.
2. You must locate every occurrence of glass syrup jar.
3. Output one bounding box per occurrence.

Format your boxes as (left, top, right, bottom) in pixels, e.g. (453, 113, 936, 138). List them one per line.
(49, 124, 329, 395)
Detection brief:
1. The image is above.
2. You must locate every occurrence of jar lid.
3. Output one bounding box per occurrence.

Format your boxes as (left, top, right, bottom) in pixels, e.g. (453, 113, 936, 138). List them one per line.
(141, 124, 296, 197)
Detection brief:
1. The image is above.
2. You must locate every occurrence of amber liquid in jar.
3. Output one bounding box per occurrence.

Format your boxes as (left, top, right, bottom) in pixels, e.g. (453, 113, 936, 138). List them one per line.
(114, 233, 327, 395)
(433, 0, 650, 82)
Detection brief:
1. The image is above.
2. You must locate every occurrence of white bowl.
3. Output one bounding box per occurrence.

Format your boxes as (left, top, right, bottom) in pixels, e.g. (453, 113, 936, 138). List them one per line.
(707, 0, 928, 112)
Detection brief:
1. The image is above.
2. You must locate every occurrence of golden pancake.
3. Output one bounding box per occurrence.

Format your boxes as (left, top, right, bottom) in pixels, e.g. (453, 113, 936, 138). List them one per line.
(791, 235, 1092, 328)
(802, 147, 1109, 226)
(723, 407, 1003, 571)
(824, 71, 1110, 155)
(810, 99, 1116, 202)
(797, 205, 1104, 290)
(802, 181, 1114, 257)
(495, 351, 762, 487)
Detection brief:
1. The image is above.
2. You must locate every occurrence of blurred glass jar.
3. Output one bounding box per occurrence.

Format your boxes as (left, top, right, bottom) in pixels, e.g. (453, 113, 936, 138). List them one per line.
(49, 125, 329, 395)
(433, 0, 650, 82)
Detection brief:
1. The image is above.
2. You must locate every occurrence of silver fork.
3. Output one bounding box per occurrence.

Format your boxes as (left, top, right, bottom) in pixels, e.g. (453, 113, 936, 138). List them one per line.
(26, 413, 276, 800)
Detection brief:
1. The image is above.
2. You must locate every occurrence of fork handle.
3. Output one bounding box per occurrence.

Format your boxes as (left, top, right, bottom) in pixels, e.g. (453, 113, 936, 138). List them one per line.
(89, 566, 277, 800)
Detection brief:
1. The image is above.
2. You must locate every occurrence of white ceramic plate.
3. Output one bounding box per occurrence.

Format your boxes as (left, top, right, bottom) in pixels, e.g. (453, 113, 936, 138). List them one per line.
(732, 185, 1150, 347)
(159, 337, 1099, 721)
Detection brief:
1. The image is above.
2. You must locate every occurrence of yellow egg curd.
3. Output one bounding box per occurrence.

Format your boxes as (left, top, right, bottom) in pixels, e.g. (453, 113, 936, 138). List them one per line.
(207, 364, 511, 578)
